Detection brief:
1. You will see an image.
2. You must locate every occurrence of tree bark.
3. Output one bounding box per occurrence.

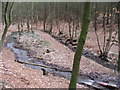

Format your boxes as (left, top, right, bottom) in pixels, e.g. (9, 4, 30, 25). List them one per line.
(27, 20, 30, 32)
(69, 2, 92, 89)
(15, 59, 72, 72)
(43, 3, 47, 31)
(118, 1, 120, 72)
(94, 3, 102, 56)
(0, 2, 14, 51)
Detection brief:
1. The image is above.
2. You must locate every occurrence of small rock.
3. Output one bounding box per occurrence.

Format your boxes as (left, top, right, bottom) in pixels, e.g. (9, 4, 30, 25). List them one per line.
(46, 49, 50, 53)
(41, 68, 48, 75)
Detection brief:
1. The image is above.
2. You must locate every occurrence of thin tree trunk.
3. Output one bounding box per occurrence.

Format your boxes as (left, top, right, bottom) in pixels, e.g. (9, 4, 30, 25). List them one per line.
(0, 25, 8, 49)
(0, 2, 14, 51)
(17, 23, 21, 35)
(31, 2, 34, 33)
(104, 5, 113, 57)
(75, 20, 79, 38)
(36, 14, 38, 30)
(56, 20, 61, 37)
(21, 22, 23, 32)
(94, 4, 102, 55)
(106, 3, 110, 25)
(43, 20, 46, 31)
(43, 3, 47, 31)
(117, 2, 120, 88)
(102, 9, 106, 54)
(71, 21, 75, 40)
(69, 2, 92, 89)
(118, 1, 120, 72)
(31, 20, 33, 32)
(49, 22, 53, 34)
(27, 20, 30, 32)
(68, 21, 72, 43)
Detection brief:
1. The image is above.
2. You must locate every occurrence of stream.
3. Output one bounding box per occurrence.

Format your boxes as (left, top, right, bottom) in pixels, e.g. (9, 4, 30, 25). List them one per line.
(6, 36, 119, 90)
(51, 35, 117, 70)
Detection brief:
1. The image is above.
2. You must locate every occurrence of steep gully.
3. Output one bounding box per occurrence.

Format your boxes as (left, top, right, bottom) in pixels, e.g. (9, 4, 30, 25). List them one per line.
(5, 34, 119, 89)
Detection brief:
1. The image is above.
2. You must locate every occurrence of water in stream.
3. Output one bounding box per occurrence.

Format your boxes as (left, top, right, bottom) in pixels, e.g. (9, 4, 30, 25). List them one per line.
(6, 35, 119, 89)
(7, 42, 72, 80)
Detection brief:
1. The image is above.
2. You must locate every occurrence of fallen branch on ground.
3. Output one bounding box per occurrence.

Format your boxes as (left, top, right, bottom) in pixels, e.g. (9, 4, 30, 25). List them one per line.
(15, 59, 72, 72)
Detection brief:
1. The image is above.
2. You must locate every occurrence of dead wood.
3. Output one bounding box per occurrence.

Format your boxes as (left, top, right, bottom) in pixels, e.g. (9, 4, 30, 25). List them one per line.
(15, 59, 72, 72)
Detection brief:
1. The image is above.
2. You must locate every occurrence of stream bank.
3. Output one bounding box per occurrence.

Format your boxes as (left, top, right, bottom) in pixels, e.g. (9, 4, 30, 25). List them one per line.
(4, 31, 120, 89)
(1, 47, 76, 88)
(48, 32, 117, 71)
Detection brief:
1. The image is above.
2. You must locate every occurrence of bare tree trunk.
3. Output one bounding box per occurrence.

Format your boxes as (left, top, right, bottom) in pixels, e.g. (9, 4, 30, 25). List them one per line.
(0, 25, 8, 49)
(17, 23, 21, 35)
(71, 21, 75, 40)
(69, 2, 92, 89)
(21, 22, 23, 32)
(27, 20, 30, 32)
(48, 20, 53, 34)
(31, 2, 34, 33)
(68, 21, 72, 43)
(102, 9, 106, 55)
(74, 20, 79, 38)
(0, 2, 14, 51)
(94, 4, 102, 55)
(56, 20, 61, 37)
(118, 1, 120, 72)
(36, 14, 38, 30)
(104, 4, 114, 57)
(43, 3, 47, 31)
(43, 20, 46, 31)
(117, 2, 120, 88)
(106, 3, 110, 25)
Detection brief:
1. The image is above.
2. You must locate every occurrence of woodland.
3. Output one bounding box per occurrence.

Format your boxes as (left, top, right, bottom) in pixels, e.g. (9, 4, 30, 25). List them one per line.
(0, 1, 120, 89)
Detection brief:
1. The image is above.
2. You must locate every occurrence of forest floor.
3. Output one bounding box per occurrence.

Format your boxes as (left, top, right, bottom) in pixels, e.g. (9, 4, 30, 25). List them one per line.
(0, 24, 118, 88)
(1, 27, 84, 88)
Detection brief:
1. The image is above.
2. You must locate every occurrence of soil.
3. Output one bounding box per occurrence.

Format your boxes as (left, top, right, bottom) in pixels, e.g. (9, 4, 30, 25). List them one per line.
(1, 48, 83, 88)
(0, 24, 118, 88)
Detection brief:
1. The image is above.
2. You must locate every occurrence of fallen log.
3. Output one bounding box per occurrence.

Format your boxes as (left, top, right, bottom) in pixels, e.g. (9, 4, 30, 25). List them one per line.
(15, 59, 72, 72)
(95, 80, 119, 89)
(15, 60, 119, 89)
